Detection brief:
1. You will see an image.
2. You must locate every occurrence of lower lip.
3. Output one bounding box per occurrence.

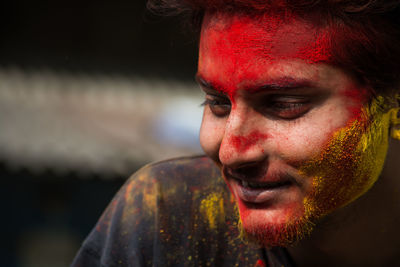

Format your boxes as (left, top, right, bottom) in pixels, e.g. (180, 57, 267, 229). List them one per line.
(233, 179, 292, 204)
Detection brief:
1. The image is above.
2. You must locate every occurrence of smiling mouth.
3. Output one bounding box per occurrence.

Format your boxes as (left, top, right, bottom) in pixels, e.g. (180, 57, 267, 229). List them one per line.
(230, 177, 294, 204)
(223, 166, 294, 190)
(222, 164, 297, 204)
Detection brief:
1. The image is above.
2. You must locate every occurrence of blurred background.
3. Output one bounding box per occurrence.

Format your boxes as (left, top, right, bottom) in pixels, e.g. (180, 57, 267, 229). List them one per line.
(0, 1, 203, 266)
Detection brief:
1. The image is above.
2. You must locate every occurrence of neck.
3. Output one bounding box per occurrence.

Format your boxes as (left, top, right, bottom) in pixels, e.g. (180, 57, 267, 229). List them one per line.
(288, 139, 400, 267)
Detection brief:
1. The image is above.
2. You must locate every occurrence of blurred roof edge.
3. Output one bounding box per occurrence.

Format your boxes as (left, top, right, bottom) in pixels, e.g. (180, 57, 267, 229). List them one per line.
(0, 66, 204, 179)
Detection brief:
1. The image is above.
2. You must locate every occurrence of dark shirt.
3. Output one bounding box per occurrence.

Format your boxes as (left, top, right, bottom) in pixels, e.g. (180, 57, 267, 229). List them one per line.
(71, 156, 295, 267)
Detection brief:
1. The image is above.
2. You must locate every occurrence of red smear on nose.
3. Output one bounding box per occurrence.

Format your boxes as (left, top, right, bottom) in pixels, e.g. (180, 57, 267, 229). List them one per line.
(230, 131, 270, 153)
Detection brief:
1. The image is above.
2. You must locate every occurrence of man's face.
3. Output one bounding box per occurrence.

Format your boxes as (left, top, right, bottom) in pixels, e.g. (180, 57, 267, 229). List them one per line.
(198, 11, 391, 246)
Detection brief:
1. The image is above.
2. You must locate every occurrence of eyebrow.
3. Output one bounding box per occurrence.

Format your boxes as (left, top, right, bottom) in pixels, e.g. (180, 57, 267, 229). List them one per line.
(195, 74, 313, 94)
(195, 74, 221, 93)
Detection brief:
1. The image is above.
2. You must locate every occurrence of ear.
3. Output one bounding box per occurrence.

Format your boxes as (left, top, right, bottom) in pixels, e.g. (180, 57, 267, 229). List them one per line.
(390, 96, 400, 140)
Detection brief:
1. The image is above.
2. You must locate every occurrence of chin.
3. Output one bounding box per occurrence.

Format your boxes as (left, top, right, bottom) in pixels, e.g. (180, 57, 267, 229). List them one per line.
(236, 197, 315, 248)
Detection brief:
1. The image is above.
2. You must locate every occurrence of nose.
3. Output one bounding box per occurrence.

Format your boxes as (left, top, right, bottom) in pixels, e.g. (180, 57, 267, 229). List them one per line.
(218, 103, 269, 168)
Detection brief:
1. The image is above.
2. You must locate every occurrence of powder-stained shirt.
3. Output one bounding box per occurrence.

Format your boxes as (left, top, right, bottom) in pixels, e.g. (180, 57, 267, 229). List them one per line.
(71, 156, 295, 267)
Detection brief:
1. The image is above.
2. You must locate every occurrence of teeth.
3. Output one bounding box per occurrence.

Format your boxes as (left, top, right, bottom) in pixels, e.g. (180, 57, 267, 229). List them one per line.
(249, 182, 266, 188)
(240, 180, 290, 189)
(241, 180, 265, 188)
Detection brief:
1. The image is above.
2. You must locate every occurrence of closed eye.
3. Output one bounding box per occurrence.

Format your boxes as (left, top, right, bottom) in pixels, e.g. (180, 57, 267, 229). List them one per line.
(201, 95, 231, 117)
(263, 96, 312, 119)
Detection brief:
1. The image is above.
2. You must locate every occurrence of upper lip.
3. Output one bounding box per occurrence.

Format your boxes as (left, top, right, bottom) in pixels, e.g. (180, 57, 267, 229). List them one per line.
(223, 166, 251, 181)
(222, 165, 295, 186)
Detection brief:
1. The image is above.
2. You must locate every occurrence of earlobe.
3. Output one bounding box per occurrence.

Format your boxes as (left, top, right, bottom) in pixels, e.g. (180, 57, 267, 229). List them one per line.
(390, 107, 400, 140)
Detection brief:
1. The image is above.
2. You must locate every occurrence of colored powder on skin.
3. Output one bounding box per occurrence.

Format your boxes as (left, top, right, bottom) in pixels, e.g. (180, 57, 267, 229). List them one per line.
(199, 192, 225, 229)
(296, 30, 332, 63)
(199, 11, 334, 100)
(230, 131, 270, 153)
(300, 96, 392, 221)
(237, 204, 314, 247)
(236, 97, 394, 247)
(341, 85, 371, 118)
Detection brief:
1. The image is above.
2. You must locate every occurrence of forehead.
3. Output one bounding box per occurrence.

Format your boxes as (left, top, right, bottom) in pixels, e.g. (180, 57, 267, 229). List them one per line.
(201, 11, 332, 61)
(198, 11, 334, 93)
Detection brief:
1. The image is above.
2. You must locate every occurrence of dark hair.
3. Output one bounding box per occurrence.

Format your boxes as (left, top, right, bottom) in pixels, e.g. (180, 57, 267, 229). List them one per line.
(148, 0, 400, 95)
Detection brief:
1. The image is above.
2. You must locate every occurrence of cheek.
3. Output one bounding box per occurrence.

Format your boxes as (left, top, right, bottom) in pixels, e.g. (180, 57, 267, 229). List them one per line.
(199, 109, 225, 161)
(274, 114, 350, 162)
(300, 98, 391, 217)
(276, 97, 365, 162)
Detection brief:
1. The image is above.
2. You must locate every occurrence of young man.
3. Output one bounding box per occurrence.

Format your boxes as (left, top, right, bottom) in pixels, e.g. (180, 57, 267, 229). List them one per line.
(72, 1, 400, 266)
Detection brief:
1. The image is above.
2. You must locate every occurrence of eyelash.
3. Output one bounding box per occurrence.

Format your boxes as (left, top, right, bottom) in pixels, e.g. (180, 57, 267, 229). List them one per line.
(267, 101, 310, 119)
(200, 99, 224, 107)
(201, 95, 311, 119)
(201, 97, 231, 117)
(269, 101, 306, 111)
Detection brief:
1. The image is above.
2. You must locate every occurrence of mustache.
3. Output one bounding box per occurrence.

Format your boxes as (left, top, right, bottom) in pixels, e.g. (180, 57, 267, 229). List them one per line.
(222, 164, 300, 185)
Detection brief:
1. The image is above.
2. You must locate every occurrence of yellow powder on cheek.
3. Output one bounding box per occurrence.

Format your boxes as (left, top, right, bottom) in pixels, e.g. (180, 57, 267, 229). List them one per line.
(300, 96, 391, 220)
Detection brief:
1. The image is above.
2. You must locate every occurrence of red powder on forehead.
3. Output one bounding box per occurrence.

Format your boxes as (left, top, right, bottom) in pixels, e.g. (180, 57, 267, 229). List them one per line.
(296, 30, 332, 63)
(212, 12, 333, 62)
(199, 11, 334, 100)
(229, 131, 270, 153)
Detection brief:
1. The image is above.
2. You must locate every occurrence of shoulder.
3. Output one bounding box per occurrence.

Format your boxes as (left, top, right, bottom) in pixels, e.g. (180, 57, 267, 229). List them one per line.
(105, 155, 223, 226)
(72, 155, 227, 266)
(130, 155, 221, 186)
(123, 155, 228, 220)
(122, 155, 225, 205)
(72, 156, 266, 266)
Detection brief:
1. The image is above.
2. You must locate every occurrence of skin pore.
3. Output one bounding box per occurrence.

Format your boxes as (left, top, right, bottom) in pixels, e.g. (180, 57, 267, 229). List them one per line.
(198, 11, 400, 266)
